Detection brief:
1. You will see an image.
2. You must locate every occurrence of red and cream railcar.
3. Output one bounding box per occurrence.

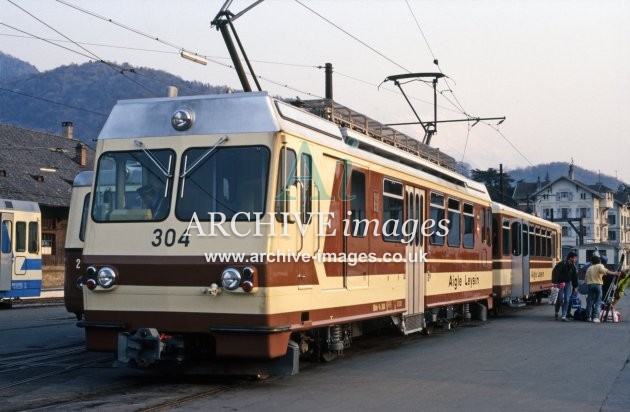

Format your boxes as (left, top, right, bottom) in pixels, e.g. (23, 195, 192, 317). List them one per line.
(77, 92, 494, 374)
(491, 202, 561, 306)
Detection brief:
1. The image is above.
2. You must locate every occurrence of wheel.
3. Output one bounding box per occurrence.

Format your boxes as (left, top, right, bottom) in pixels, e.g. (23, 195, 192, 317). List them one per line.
(321, 351, 338, 362)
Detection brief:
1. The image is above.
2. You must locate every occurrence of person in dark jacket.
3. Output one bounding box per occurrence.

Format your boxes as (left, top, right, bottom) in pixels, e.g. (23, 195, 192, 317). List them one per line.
(552, 251, 578, 321)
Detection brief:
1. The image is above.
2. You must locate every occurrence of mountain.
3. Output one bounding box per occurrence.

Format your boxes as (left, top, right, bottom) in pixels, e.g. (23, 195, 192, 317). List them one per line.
(1, 53, 627, 191)
(509, 162, 624, 189)
(0, 53, 228, 145)
(0, 51, 39, 80)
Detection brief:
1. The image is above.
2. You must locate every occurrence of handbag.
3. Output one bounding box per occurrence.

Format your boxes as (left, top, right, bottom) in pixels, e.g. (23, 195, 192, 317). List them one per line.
(548, 287, 559, 305)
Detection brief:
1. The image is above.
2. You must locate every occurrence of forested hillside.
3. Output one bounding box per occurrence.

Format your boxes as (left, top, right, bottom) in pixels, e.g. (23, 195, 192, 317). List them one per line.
(509, 162, 623, 190)
(0, 52, 227, 145)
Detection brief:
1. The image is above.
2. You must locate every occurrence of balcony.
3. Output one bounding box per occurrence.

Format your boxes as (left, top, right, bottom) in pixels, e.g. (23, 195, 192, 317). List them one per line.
(600, 198, 614, 210)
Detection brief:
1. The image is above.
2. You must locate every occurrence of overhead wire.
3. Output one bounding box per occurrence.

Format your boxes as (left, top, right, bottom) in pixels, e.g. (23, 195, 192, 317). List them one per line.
(6, 0, 529, 170)
(0, 86, 108, 116)
(404, 0, 533, 168)
(6, 0, 164, 96)
(294, 0, 411, 74)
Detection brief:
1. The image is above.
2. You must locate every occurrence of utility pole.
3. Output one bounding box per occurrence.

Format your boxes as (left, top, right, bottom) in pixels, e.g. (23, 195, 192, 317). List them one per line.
(500, 163, 504, 203)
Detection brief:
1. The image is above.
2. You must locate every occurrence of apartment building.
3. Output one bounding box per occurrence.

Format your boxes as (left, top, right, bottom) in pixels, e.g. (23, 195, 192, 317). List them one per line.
(529, 164, 630, 267)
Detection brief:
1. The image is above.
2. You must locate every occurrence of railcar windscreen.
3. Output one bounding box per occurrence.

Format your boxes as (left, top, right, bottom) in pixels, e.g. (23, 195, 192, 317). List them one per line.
(175, 145, 270, 221)
(92, 149, 175, 222)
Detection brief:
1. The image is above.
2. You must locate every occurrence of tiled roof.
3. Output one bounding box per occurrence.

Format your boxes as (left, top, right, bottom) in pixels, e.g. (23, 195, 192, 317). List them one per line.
(0, 124, 94, 207)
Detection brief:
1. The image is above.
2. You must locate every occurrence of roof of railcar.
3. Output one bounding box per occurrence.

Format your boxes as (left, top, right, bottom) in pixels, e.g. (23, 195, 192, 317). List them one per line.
(1, 198, 40, 213)
(491, 201, 560, 229)
(98, 91, 489, 200)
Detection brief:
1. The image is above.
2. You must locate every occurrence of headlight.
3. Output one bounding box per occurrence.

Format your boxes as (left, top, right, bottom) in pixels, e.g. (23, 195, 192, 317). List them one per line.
(221, 267, 241, 291)
(75, 276, 84, 290)
(96, 267, 117, 288)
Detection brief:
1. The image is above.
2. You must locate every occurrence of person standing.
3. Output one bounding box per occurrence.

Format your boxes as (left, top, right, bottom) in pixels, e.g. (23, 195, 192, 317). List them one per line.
(552, 252, 578, 321)
(585, 255, 620, 323)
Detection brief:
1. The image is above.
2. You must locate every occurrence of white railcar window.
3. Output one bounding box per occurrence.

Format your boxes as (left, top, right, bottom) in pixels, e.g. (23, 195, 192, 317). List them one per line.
(16, 221, 26, 253)
(1, 220, 11, 253)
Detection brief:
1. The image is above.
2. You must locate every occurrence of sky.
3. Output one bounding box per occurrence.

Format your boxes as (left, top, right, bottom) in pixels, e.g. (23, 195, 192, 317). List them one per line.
(1, 0, 629, 184)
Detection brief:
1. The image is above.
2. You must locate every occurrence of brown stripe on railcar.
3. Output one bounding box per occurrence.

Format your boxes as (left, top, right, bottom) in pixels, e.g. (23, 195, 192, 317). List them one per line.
(81, 254, 405, 287)
(83, 298, 406, 356)
(83, 254, 319, 287)
(492, 260, 511, 269)
(425, 289, 493, 308)
(426, 261, 490, 272)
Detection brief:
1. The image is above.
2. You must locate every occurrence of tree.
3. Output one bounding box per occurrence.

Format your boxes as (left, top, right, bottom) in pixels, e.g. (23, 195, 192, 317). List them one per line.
(471, 167, 515, 203)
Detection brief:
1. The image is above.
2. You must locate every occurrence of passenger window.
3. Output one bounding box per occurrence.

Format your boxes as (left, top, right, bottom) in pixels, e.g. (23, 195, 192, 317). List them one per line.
(350, 171, 366, 237)
(511, 221, 521, 256)
(382, 178, 404, 242)
(79, 193, 90, 242)
(430, 192, 445, 245)
(16, 221, 26, 252)
(463, 203, 474, 249)
(447, 198, 461, 247)
(28, 222, 39, 253)
(502, 219, 510, 256)
(300, 153, 312, 224)
(275, 147, 297, 221)
(1, 220, 11, 253)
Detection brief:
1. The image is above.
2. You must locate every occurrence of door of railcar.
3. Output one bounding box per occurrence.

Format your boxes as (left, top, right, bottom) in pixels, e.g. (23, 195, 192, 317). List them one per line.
(0, 213, 13, 291)
(345, 167, 369, 289)
(404, 186, 425, 333)
(521, 222, 530, 297)
(510, 219, 525, 298)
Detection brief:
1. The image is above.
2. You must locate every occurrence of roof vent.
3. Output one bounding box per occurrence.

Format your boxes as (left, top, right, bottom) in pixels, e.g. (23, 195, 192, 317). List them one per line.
(31, 174, 45, 182)
(0, 169, 6, 177)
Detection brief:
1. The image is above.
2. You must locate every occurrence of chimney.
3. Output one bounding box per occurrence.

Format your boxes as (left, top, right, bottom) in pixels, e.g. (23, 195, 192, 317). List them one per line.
(62, 121, 74, 139)
(325, 62, 333, 100)
(166, 86, 178, 97)
(75, 143, 86, 167)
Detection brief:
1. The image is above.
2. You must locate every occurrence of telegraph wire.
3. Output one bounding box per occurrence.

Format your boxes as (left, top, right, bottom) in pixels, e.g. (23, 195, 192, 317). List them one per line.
(404, 0, 533, 168)
(6, 0, 531, 168)
(1, 23, 158, 96)
(1, 13, 159, 98)
(56, 0, 191, 57)
(7, 0, 102, 62)
(404, 0, 437, 64)
(0, 22, 96, 62)
(0, 86, 108, 116)
(294, 0, 411, 74)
